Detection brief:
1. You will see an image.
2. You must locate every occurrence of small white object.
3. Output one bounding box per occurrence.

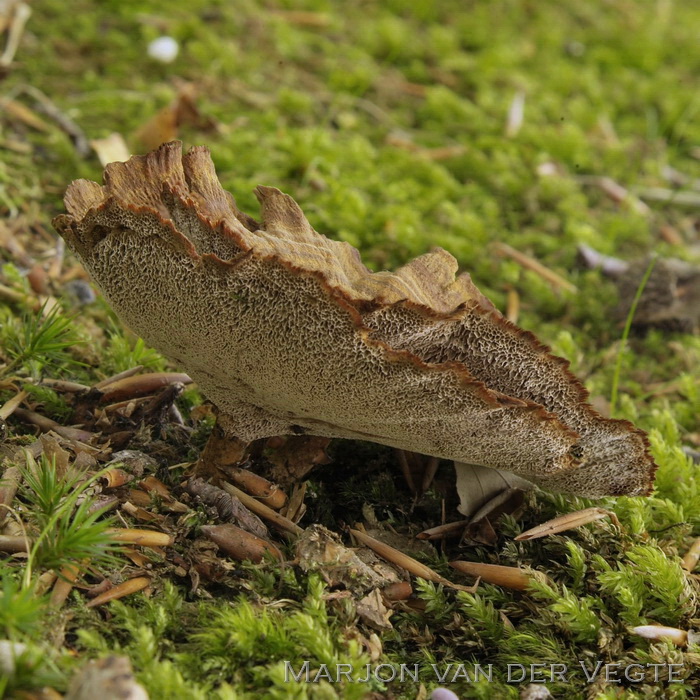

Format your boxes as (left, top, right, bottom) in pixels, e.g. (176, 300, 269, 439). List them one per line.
(147, 36, 179, 63)
(431, 690, 460, 700)
(0, 640, 28, 675)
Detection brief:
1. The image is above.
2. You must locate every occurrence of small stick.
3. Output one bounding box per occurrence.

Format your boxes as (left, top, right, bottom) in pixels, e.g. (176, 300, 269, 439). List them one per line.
(47, 236, 65, 280)
(98, 372, 192, 402)
(515, 507, 619, 541)
(201, 523, 283, 563)
(577, 175, 650, 216)
(121, 502, 164, 524)
(417, 520, 470, 541)
(0, 282, 28, 304)
(222, 466, 287, 510)
(634, 187, 700, 208)
(0, 534, 30, 553)
(0, 389, 27, 420)
(659, 224, 684, 246)
(35, 570, 57, 596)
(12, 407, 95, 442)
(505, 90, 526, 138)
(127, 489, 153, 508)
(139, 475, 189, 513)
(394, 449, 417, 494)
(494, 242, 577, 293)
(0, 98, 51, 132)
(419, 456, 440, 495)
(283, 481, 308, 523)
(268, 9, 331, 27)
(40, 378, 90, 393)
(385, 134, 466, 161)
(0, 466, 22, 528)
(221, 482, 303, 536)
(381, 581, 413, 602)
(506, 287, 520, 324)
(86, 577, 151, 608)
(349, 528, 475, 593)
(630, 625, 687, 647)
(94, 365, 144, 390)
(16, 85, 90, 156)
(105, 528, 173, 547)
(681, 537, 700, 572)
(101, 468, 133, 488)
(50, 562, 83, 607)
(420, 145, 467, 161)
(102, 395, 152, 413)
(0, 2, 31, 67)
(450, 560, 544, 591)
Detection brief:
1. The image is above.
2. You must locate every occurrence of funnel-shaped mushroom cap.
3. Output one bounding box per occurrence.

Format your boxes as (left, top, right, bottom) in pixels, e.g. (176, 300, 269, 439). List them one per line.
(53, 142, 656, 498)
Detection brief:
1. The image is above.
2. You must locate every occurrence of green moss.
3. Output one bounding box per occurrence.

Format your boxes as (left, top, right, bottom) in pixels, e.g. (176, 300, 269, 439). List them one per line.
(1, 0, 699, 697)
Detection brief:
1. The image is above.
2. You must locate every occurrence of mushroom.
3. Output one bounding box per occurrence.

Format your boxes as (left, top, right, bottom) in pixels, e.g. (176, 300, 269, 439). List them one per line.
(53, 142, 656, 513)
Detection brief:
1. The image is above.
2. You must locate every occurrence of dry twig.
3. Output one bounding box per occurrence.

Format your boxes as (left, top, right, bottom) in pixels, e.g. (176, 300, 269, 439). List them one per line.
(681, 537, 700, 572)
(86, 576, 151, 608)
(201, 523, 282, 563)
(221, 482, 303, 536)
(494, 242, 577, 293)
(450, 560, 545, 590)
(515, 507, 620, 541)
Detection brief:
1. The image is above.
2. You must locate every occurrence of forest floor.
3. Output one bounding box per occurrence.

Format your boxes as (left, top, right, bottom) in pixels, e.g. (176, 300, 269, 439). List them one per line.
(0, 1, 699, 698)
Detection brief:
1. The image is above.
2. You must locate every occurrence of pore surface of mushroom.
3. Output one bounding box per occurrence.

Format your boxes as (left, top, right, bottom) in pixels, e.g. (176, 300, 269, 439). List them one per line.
(53, 142, 656, 499)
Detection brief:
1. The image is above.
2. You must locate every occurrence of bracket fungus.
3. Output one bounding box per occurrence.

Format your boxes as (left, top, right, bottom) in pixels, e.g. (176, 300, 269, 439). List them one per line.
(53, 142, 656, 511)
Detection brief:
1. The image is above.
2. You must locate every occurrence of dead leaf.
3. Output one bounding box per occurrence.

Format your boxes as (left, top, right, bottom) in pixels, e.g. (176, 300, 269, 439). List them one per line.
(91, 133, 130, 166)
(282, 481, 308, 523)
(454, 463, 532, 519)
(296, 524, 398, 593)
(38, 434, 72, 476)
(133, 84, 216, 152)
(356, 588, 393, 630)
(463, 487, 527, 544)
(65, 655, 149, 700)
(350, 528, 474, 593)
(0, 464, 21, 527)
(264, 435, 332, 485)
